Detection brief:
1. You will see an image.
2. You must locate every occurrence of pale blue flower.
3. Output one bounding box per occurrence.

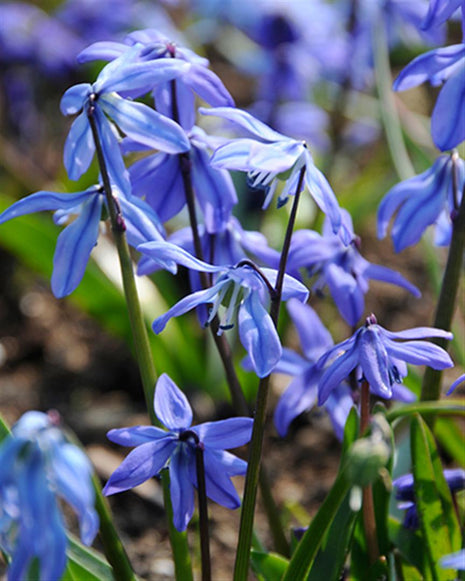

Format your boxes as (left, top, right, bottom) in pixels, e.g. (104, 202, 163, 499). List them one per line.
(137, 241, 309, 377)
(199, 107, 345, 241)
(316, 314, 453, 404)
(440, 549, 465, 570)
(0, 183, 164, 297)
(0, 411, 98, 581)
(378, 153, 465, 251)
(104, 373, 253, 531)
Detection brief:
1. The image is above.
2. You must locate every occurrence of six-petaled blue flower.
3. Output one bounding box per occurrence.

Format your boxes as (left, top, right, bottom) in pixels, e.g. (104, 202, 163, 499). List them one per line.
(103, 373, 253, 532)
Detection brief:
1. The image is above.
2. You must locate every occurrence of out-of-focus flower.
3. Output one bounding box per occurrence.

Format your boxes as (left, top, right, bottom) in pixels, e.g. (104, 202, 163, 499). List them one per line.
(273, 299, 353, 440)
(422, 0, 464, 31)
(282, 210, 420, 326)
(0, 411, 98, 581)
(447, 373, 465, 395)
(316, 314, 453, 404)
(393, 468, 465, 529)
(440, 549, 465, 570)
(0, 184, 164, 297)
(200, 106, 345, 241)
(393, 44, 465, 151)
(378, 153, 465, 251)
(103, 373, 253, 531)
(137, 241, 308, 377)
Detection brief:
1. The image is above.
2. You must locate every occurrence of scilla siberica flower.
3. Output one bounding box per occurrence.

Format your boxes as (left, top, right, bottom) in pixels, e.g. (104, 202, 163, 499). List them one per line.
(137, 241, 309, 378)
(60, 46, 190, 197)
(281, 209, 420, 326)
(103, 374, 253, 531)
(422, 0, 465, 30)
(316, 314, 454, 405)
(377, 153, 465, 251)
(0, 183, 164, 297)
(199, 107, 347, 243)
(272, 299, 353, 441)
(440, 549, 465, 571)
(0, 411, 98, 581)
(393, 42, 465, 151)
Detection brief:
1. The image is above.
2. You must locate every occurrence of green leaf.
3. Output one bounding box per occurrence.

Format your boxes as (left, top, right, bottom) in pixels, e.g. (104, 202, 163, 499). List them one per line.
(389, 517, 428, 575)
(434, 416, 465, 468)
(282, 466, 350, 581)
(410, 414, 461, 580)
(386, 399, 465, 423)
(250, 551, 288, 580)
(341, 406, 360, 460)
(63, 534, 116, 581)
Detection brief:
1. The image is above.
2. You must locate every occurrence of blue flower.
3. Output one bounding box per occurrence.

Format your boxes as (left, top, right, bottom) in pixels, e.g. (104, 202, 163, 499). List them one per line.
(60, 47, 190, 195)
(393, 468, 465, 529)
(422, 0, 464, 31)
(447, 373, 465, 395)
(199, 106, 345, 241)
(440, 549, 465, 571)
(0, 183, 164, 297)
(316, 314, 453, 404)
(0, 411, 98, 581)
(272, 299, 353, 440)
(393, 43, 465, 151)
(103, 373, 253, 532)
(128, 125, 237, 233)
(137, 241, 309, 377)
(378, 153, 465, 251)
(282, 209, 420, 325)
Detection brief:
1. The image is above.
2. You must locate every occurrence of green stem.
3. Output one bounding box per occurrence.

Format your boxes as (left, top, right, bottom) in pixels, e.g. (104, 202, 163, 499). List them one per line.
(234, 173, 305, 579)
(373, 16, 416, 182)
(93, 476, 138, 581)
(161, 472, 194, 581)
(421, 185, 465, 402)
(87, 109, 192, 578)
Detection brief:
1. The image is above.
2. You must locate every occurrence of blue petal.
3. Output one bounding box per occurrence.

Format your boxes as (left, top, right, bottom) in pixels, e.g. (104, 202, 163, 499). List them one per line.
(192, 417, 253, 449)
(118, 195, 165, 248)
(209, 138, 271, 171)
(238, 291, 282, 377)
(325, 262, 364, 326)
(381, 326, 453, 341)
(287, 298, 333, 360)
(447, 373, 465, 395)
(364, 263, 421, 297)
(77, 41, 128, 64)
(325, 387, 354, 441)
(107, 425, 168, 446)
(60, 83, 91, 115)
(153, 82, 196, 131)
(169, 446, 195, 532)
(0, 189, 96, 225)
(151, 283, 225, 333)
(271, 347, 308, 376)
(262, 269, 309, 303)
(138, 241, 223, 274)
(359, 328, 392, 399)
(51, 193, 102, 297)
(274, 367, 319, 437)
(318, 345, 359, 405)
(191, 145, 237, 233)
(50, 443, 98, 546)
(129, 153, 186, 223)
(63, 111, 95, 181)
(154, 373, 193, 431)
(432, 68, 465, 151)
(393, 45, 465, 91)
(383, 338, 454, 369)
(96, 58, 190, 94)
(304, 151, 341, 233)
(103, 438, 177, 495)
(183, 64, 234, 107)
(202, 449, 243, 509)
(100, 93, 190, 154)
(200, 106, 289, 142)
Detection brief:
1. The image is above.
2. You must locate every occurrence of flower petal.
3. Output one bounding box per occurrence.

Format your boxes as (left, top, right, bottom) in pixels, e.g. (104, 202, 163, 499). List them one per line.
(183, 64, 234, 107)
(192, 417, 253, 449)
(363, 263, 421, 297)
(432, 68, 465, 151)
(318, 345, 359, 405)
(169, 446, 195, 531)
(384, 338, 454, 369)
(60, 83, 91, 115)
(287, 298, 333, 360)
(154, 373, 193, 430)
(51, 193, 103, 297)
(202, 449, 243, 509)
(238, 292, 282, 377)
(107, 425, 168, 446)
(325, 262, 364, 326)
(358, 328, 392, 399)
(103, 438, 176, 495)
(63, 111, 95, 181)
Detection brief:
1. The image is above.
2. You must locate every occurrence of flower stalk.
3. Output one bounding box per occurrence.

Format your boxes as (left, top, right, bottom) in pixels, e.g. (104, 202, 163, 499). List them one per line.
(234, 169, 305, 579)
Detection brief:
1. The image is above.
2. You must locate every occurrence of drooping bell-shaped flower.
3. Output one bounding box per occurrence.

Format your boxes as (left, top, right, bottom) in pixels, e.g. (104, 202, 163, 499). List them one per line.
(316, 314, 454, 404)
(137, 241, 308, 377)
(0, 411, 98, 581)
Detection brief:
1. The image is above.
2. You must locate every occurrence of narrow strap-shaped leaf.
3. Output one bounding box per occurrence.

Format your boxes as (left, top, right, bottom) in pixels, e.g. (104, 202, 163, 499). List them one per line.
(410, 414, 461, 580)
(250, 551, 288, 580)
(64, 534, 117, 581)
(388, 517, 427, 576)
(386, 400, 465, 423)
(434, 416, 465, 468)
